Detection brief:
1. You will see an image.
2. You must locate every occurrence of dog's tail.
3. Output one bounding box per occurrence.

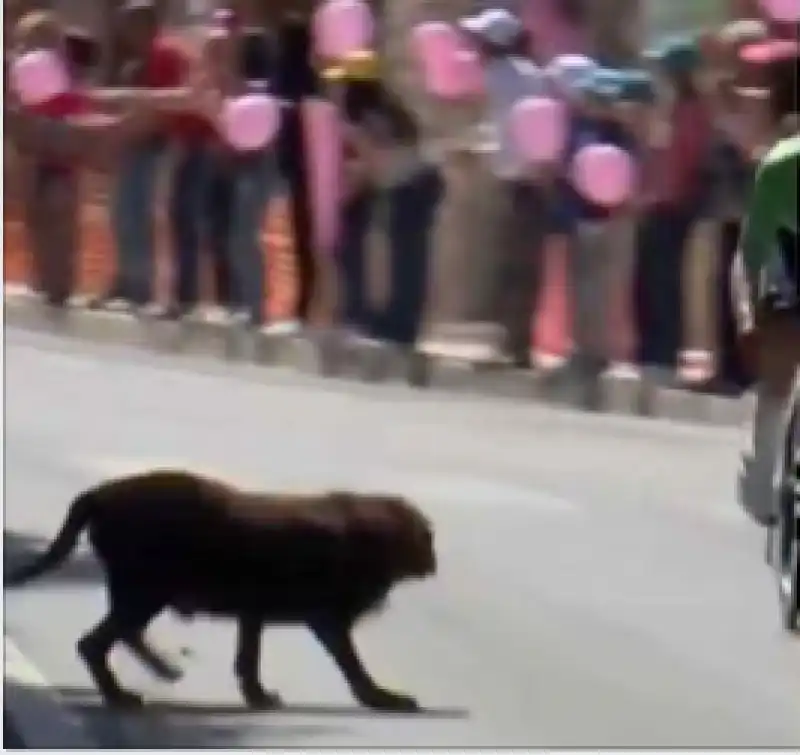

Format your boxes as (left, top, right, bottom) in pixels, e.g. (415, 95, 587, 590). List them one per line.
(5, 488, 97, 587)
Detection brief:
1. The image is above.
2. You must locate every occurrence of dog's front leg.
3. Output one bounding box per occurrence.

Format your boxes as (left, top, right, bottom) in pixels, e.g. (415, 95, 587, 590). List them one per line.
(234, 615, 283, 710)
(309, 618, 419, 712)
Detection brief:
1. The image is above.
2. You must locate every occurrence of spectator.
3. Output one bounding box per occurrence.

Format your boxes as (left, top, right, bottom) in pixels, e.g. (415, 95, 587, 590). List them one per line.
(559, 71, 637, 398)
(635, 37, 714, 376)
(90, 0, 182, 314)
(322, 53, 383, 336)
(219, 13, 279, 329)
(164, 26, 234, 321)
(275, 14, 320, 327)
(12, 11, 97, 313)
(366, 86, 444, 348)
(458, 7, 551, 369)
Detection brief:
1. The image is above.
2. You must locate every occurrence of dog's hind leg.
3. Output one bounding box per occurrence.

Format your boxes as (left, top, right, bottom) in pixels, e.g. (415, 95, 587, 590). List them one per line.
(125, 633, 184, 683)
(309, 618, 419, 712)
(233, 615, 283, 710)
(77, 589, 165, 709)
(77, 612, 144, 709)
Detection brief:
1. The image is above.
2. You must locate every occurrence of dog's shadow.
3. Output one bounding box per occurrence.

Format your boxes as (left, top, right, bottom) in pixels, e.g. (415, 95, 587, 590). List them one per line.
(56, 683, 469, 721)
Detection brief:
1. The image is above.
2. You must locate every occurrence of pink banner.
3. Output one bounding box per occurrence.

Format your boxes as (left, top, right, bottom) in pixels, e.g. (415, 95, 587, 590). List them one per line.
(301, 98, 343, 257)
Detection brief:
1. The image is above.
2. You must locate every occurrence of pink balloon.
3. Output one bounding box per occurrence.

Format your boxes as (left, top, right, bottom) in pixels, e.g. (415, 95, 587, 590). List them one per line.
(572, 144, 636, 208)
(760, 0, 800, 23)
(220, 94, 280, 152)
(509, 96, 568, 163)
(740, 38, 800, 64)
(313, 0, 374, 60)
(453, 49, 484, 96)
(301, 98, 343, 256)
(412, 22, 480, 99)
(11, 50, 69, 107)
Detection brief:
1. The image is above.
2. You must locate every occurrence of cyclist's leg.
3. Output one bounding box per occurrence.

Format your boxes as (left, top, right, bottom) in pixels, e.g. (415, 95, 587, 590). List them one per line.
(733, 251, 800, 526)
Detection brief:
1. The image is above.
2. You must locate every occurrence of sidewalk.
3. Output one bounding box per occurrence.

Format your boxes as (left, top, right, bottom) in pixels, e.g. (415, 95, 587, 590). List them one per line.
(4, 284, 753, 429)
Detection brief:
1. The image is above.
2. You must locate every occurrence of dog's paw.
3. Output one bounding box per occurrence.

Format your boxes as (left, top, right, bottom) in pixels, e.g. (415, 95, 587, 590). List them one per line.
(242, 686, 283, 711)
(359, 687, 420, 713)
(103, 688, 146, 710)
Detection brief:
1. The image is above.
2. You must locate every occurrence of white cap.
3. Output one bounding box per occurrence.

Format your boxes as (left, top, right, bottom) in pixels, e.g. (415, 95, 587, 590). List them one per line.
(458, 8, 522, 49)
(121, 0, 156, 12)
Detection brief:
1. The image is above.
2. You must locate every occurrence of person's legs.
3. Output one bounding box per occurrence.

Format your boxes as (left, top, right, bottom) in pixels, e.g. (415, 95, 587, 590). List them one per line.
(27, 166, 78, 308)
(634, 205, 686, 373)
(288, 170, 317, 324)
(168, 147, 209, 316)
(374, 165, 443, 346)
(206, 155, 234, 309)
(718, 220, 751, 389)
(571, 220, 609, 376)
(337, 192, 374, 331)
(227, 151, 276, 327)
(605, 213, 637, 363)
(108, 141, 163, 306)
(498, 181, 548, 368)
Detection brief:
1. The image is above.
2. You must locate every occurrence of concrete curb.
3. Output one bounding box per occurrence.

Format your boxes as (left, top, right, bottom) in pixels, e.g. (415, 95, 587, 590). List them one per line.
(3, 637, 99, 749)
(4, 286, 751, 428)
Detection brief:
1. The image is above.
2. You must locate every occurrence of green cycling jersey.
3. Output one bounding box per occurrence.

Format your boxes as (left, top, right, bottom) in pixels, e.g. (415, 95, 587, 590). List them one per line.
(740, 134, 799, 282)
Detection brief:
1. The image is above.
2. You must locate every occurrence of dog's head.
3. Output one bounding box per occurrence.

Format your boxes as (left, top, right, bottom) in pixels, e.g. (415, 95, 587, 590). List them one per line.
(374, 494, 437, 582)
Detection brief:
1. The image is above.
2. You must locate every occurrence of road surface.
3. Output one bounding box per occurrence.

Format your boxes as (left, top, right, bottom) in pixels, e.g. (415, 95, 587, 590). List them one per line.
(4, 328, 800, 748)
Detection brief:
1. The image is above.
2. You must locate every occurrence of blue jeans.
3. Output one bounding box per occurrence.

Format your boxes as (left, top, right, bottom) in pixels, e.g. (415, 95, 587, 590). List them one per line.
(169, 146, 230, 310)
(337, 191, 375, 329)
(367, 165, 443, 346)
(634, 204, 696, 369)
(225, 151, 277, 325)
(110, 140, 164, 304)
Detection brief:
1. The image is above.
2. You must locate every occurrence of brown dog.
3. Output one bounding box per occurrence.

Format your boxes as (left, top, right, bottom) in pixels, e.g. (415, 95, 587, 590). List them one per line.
(6, 470, 436, 711)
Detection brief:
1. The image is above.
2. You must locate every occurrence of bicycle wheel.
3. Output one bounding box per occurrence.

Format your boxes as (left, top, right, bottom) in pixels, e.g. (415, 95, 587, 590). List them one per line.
(776, 391, 800, 633)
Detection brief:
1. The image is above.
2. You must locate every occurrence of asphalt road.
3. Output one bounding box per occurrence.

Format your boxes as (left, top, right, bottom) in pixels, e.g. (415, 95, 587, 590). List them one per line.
(4, 328, 800, 748)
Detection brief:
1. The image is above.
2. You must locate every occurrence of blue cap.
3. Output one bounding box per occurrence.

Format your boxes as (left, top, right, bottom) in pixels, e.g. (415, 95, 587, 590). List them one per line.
(646, 36, 700, 74)
(619, 69, 655, 103)
(578, 68, 623, 102)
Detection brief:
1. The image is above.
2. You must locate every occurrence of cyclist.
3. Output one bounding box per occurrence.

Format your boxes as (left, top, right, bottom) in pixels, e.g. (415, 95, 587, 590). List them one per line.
(732, 40, 799, 528)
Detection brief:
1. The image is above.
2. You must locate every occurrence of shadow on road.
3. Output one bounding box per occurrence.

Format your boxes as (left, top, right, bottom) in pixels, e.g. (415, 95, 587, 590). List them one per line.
(3, 530, 102, 586)
(52, 684, 466, 748)
(55, 683, 467, 721)
(5, 679, 346, 749)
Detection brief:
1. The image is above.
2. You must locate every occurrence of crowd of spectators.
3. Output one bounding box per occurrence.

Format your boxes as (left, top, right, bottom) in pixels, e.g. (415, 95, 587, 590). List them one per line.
(4, 0, 798, 397)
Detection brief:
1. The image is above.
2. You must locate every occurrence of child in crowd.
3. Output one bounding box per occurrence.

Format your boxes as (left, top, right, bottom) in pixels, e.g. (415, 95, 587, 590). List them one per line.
(12, 12, 116, 311)
(165, 26, 235, 321)
(324, 51, 442, 347)
(635, 38, 714, 374)
(562, 70, 636, 399)
(322, 51, 384, 336)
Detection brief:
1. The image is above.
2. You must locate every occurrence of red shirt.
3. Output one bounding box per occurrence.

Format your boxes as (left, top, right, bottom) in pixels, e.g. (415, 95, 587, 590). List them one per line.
(27, 90, 93, 170)
(30, 90, 91, 119)
(146, 36, 217, 143)
(664, 99, 712, 206)
(140, 36, 184, 89)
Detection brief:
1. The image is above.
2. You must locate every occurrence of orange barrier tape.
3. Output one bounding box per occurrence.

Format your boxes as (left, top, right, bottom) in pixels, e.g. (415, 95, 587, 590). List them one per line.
(4, 195, 298, 322)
